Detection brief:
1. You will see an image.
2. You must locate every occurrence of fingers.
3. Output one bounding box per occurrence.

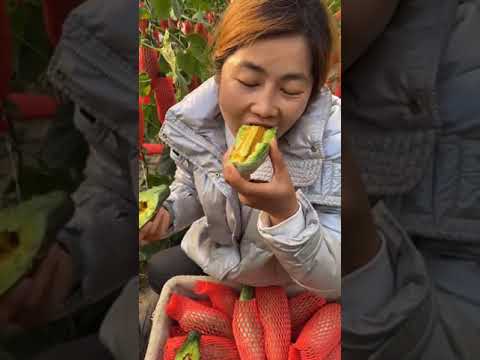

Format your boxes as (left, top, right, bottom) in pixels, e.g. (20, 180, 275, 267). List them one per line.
(269, 138, 288, 177)
(27, 246, 59, 310)
(0, 278, 32, 325)
(150, 209, 168, 237)
(140, 208, 171, 244)
(223, 160, 259, 195)
(223, 146, 233, 165)
(48, 246, 74, 313)
(0, 246, 74, 328)
(139, 222, 152, 242)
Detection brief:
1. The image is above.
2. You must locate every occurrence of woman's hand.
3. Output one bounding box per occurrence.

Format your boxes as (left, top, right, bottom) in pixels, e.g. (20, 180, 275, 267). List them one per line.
(223, 138, 299, 226)
(139, 207, 172, 245)
(0, 244, 75, 329)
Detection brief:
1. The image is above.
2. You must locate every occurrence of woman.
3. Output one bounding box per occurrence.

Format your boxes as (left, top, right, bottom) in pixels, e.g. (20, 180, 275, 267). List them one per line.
(140, 0, 341, 298)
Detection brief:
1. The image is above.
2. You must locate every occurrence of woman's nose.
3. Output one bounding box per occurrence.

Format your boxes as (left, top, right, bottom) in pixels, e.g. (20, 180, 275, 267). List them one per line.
(250, 88, 279, 119)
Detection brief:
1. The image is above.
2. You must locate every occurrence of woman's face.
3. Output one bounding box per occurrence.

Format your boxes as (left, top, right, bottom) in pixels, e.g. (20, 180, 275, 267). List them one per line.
(218, 34, 313, 138)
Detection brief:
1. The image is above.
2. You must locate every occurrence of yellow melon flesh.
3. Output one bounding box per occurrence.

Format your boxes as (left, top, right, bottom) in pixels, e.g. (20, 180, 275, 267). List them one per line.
(230, 126, 266, 162)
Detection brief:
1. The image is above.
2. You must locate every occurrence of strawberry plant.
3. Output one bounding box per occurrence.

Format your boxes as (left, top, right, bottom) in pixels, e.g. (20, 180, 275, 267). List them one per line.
(138, 0, 229, 290)
(138, 0, 227, 155)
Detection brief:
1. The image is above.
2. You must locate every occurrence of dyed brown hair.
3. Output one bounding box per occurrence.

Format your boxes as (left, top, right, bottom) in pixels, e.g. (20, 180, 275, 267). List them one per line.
(212, 0, 337, 100)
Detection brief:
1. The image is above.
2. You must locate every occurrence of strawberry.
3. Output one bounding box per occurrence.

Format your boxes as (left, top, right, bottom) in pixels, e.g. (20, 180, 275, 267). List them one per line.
(180, 20, 193, 35)
(159, 19, 169, 31)
(194, 23, 208, 40)
(139, 19, 148, 34)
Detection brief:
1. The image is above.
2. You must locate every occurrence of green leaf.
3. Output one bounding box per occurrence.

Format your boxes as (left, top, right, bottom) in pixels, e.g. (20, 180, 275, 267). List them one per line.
(176, 50, 199, 77)
(143, 98, 161, 141)
(152, 0, 171, 20)
(158, 54, 171, 75)
(186, 33, 207, 61)
(174, 71, 189, 100)
(139, 72, 152, 97)
(147, 174, 172, 187)
(190, 11, 204, 23)
(190, 0, 210, 11)
(170, 0, 183, 19)
(160, 32, 177, 74)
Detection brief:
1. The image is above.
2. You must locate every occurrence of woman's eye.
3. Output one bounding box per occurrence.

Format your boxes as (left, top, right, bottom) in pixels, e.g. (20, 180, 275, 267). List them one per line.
(238, 79, 258, 88)
(282, 89, 303, 96)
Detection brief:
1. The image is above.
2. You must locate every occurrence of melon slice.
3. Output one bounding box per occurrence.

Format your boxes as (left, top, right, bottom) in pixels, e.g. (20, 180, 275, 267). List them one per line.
(229, 125, 276, 176)
(139, 184, 170, 229)
(0, 191, 71, 295)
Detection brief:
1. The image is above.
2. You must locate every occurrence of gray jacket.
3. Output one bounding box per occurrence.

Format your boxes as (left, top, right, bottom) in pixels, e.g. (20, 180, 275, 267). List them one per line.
(343, 0, 480, 358)
(47, 0, 138, 310)
(160, 78, 341, 298)
(44, 2, 139, 359)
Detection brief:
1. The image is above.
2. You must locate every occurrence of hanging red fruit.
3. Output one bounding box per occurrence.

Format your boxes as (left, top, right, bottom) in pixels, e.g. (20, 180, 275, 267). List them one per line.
(180, 20, 194, 35)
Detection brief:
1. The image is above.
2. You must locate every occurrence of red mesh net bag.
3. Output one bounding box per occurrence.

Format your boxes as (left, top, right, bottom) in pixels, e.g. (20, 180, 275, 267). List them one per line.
(232, 287, 265, 360)
(288, 345, 301, 360)
(197, 298, 212, 308)
(324, 343, 341, 360)
(289, 291, 327, 341)
(163, 335, 240, 360)
(153, 76, 176, 124)
(194, 280, 237, 318)
(139, 45, 159, 80)
(256, 286, 291, 360)
(169, 324, 187, 337)
(166, 293, 233, 338)
(294, 303, 341, 360)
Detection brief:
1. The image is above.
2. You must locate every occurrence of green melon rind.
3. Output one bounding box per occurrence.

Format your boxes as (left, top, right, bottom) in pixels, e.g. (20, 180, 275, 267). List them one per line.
(139, 185, 170, 229)
(230, 126, 277, 176)
(175, 330, 201, 360)
(0, 191, 69, 296)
